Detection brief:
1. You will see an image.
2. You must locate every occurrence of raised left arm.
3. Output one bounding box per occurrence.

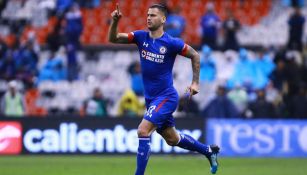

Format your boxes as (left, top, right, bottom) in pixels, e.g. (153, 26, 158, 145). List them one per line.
(181, 44, 200, 96)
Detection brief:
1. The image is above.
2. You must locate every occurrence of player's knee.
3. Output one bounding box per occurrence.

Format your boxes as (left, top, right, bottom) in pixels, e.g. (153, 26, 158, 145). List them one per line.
(137, 128, 151, 137)
(165, 137, 179, 146)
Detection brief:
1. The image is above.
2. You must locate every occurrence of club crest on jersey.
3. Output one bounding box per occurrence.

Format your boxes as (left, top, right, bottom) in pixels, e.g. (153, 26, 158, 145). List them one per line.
(159, 46, 167, 54)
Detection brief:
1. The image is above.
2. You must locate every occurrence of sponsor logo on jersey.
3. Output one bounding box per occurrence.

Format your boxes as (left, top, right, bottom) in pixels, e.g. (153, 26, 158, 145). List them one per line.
(141, 49, 165, 63)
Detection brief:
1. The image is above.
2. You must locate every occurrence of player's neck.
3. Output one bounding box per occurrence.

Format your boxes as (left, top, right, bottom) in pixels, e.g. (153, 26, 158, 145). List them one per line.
(149, 28, 164, 39)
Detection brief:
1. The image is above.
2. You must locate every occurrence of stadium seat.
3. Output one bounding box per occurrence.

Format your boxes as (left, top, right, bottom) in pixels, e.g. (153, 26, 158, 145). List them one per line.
(16, 0, 273, 45)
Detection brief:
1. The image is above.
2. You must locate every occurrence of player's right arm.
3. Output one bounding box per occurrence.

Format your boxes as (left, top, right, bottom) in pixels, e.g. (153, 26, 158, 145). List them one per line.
(108, 4, 131, 44)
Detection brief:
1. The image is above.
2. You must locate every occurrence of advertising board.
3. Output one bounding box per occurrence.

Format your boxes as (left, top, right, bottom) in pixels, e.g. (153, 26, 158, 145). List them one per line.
(206, 119, 307, 157)
(0, 117, 205, 154)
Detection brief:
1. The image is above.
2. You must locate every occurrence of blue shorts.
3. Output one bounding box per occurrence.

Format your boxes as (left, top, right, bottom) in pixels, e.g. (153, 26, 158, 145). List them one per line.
(144, 94, 179, 134)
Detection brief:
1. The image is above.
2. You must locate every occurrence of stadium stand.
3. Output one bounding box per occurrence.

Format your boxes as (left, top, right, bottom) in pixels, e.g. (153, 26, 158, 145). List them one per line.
(1, 0, 272, 45)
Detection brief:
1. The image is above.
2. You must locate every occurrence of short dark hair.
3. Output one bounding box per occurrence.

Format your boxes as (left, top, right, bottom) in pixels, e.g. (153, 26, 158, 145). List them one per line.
(149, 4, 168, 16)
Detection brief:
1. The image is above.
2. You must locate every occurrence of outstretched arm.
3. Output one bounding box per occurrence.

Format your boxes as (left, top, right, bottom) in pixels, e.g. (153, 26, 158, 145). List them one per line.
(182, 44, 200, 97)
(108, 3, 131, 44)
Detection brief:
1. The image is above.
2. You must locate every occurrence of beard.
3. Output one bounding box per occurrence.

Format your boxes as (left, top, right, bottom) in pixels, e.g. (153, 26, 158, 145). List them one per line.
(147, 23, 162, 31)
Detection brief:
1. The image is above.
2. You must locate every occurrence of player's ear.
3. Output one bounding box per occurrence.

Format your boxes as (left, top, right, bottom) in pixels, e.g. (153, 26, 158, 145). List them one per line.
(162, 16, 166, 23)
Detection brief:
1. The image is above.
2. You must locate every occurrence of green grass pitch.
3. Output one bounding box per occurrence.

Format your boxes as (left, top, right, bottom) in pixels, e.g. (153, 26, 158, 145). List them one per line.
(0, 155, 306, 175)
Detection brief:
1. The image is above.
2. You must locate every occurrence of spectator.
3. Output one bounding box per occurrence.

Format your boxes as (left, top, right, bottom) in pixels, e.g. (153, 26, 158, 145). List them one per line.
(47, 17, 66, 52)
(177, 94, 200, 116)
(265, 81, 283, 107)
(200, 2, 221, 49)
(265, 81, 285, 117)
(1, 81, 25, 117)
(83, 88, 108, 117)
(38, 52, 66, 83)
(288, 84, 307, 118)
(216, 50, 236, 82)
(65, 3, 83, 49)
(285, 54, 303, 97)
(200, 45, 216, 83)
(254, 49, 275, 77)
(128, 61, 144, 96)
(228, 48, 270, 90)
(203, 86, 239, 118)
(25, 31, 41, 54)
(66, 44, 80, 81)
(287, 7, 305, 51)
(269, 59, 288, 92)
(118, 89, 144, 117)
(15, 41, 39, 84)
(250, 49, 275, 89)
(64, 3, 83, 81)
(227, 48, 254, 89)
(0, 50, 16, 80)
(245, 89, 276, 118)
(222, 9, 240, 51)
(227, 85, 248, 115)
(164, 6, 186, 38)
(56, 0, 73, 15)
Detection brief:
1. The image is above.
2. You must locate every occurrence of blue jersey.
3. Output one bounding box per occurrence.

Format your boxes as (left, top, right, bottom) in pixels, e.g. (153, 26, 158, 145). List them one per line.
(128, 30, 187, 100)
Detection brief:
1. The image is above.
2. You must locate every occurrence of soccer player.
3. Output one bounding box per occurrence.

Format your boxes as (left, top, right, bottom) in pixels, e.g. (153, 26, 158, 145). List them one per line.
(108, 3, 220, 175)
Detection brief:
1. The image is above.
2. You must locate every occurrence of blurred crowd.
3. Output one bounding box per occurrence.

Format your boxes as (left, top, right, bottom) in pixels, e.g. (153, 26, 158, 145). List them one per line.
(0, 0, 306, 119)
(0, 0, 85, 116)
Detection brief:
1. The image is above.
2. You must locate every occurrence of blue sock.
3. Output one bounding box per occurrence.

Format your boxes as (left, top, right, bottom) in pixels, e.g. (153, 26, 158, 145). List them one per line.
(135, 137, 151, 175)
(177, 133, 210, 156)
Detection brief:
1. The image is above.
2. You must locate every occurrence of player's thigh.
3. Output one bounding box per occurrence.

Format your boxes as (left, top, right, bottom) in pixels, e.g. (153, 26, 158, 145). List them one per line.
(137, 119, 157, 137)
(160, 127, 180, 146)
(144, 96, 178, 129)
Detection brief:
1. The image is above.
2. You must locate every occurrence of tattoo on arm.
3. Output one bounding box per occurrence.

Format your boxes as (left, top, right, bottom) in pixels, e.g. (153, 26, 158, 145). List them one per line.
(185, 45, 200, 84)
